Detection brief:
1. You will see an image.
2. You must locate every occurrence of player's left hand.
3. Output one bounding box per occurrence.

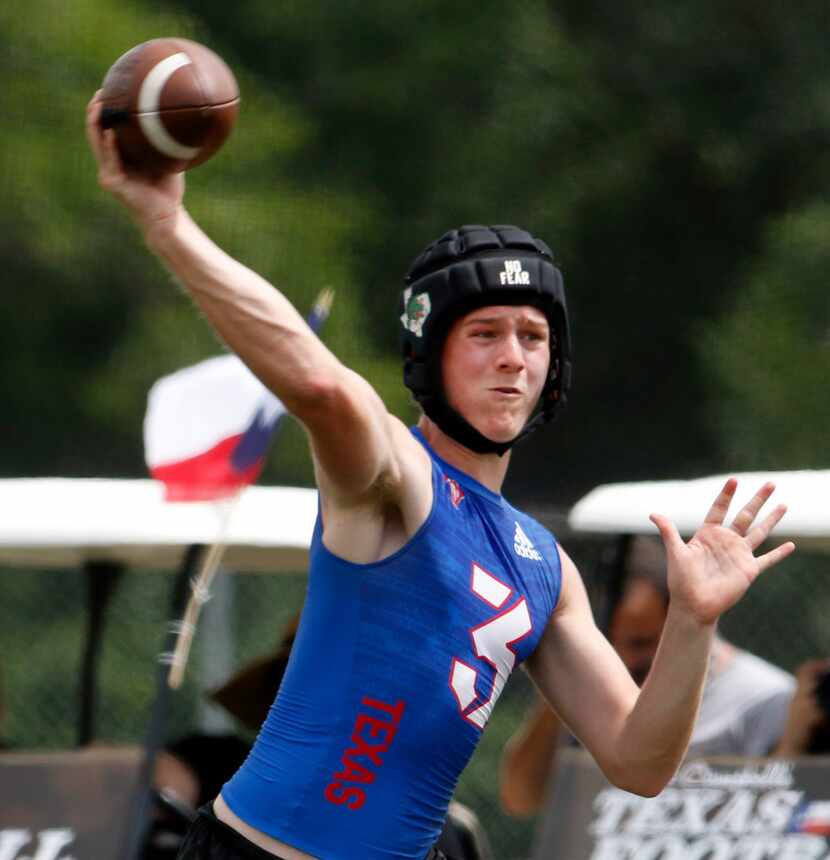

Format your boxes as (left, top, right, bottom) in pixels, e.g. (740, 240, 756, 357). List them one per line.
(650, 480, 795, 626)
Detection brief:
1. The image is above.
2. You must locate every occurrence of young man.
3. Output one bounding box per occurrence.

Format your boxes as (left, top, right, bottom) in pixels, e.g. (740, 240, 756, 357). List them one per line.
(86, 94, 795, 860)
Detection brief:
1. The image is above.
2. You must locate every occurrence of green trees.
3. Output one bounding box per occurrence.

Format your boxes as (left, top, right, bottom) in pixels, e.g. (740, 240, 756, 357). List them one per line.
(4, 0, 830, 491)
(704, 205, 830, 470)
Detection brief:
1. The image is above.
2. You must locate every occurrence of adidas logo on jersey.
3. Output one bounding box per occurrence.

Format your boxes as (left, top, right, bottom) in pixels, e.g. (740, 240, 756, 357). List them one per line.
(514, 522, 542, 561)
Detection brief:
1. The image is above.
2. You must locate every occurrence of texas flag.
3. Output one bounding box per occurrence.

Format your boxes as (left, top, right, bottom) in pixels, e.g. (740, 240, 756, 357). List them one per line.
(792, 800, 830, 836)
(144, 355, 286, 501)
(144, 290, 332, 501)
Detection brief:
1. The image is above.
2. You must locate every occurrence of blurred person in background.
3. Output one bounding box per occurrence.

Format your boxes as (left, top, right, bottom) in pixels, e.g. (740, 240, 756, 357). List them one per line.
(147, 734, 252, 860)
(500, 536, 796, 818)
(773, 658, 830, 757)
(87, 93, 795, 860)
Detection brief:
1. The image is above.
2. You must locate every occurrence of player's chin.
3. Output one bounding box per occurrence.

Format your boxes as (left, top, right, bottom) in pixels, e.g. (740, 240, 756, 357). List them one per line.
(473, 411, 527, 444)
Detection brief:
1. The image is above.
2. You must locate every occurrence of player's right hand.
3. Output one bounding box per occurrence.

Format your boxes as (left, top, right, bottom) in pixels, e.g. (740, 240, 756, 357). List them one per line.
(85, 91, 185, 237)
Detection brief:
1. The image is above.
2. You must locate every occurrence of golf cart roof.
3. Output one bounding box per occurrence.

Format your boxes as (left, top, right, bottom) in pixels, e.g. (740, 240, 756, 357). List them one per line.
(0, 478, 317, 572)
(568, 469, 830, 552)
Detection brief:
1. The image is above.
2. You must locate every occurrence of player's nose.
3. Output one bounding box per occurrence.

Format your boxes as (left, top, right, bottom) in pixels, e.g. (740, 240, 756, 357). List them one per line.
(496, 333, 525, 370)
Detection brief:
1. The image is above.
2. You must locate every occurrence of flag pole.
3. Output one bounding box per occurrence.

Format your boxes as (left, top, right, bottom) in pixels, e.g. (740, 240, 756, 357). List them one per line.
(165, 497, 238, 689)
(163, 288, 334, 690)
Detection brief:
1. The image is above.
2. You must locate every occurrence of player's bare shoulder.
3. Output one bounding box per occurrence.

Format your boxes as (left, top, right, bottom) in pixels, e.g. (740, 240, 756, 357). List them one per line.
(317, 413, 432, 564)
(384, 413, 433, 496)
(550, 544, 588, 617)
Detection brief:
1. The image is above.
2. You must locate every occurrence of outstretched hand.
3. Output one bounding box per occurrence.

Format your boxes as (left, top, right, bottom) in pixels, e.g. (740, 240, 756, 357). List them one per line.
(650, 480, 795, 626)
(85, 91, 185, 233)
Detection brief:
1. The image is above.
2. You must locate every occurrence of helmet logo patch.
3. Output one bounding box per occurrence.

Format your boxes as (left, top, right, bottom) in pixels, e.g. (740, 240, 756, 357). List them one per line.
(401, 287, 432, 337)
(500, 259, 530, 286)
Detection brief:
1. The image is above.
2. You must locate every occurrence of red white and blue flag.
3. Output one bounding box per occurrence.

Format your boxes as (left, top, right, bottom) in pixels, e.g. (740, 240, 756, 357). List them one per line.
(144, 354, 285, 501)
(791, 800, 830, 836)
(144, 290, 332, 501)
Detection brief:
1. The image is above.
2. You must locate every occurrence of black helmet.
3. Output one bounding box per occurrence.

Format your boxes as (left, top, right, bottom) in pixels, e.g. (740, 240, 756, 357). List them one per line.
(400, 224, 572, 456)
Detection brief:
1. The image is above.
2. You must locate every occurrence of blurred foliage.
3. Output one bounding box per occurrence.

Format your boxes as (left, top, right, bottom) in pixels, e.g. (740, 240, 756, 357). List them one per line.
(702, 204, 830, 469)
(3, 0, 830, 493)
(0, 0, 411, 486)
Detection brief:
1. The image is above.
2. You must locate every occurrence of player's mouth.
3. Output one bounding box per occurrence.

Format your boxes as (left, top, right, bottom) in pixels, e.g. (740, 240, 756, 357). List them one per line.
(490, 387, 522, 397)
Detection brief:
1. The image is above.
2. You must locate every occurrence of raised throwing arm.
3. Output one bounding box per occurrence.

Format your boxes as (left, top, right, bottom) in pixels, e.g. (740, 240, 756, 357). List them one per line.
(85, 93, 430, 538)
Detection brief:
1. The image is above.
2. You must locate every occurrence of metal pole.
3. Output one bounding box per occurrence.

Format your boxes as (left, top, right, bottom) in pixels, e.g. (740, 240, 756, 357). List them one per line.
(121, 543, 204, 860)
(78, 560, 124, 746)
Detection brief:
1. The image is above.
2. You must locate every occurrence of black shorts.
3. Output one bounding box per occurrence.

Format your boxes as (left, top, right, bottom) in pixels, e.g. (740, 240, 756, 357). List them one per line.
(175, 804, 450, 860)
(175, 805, 287, 860)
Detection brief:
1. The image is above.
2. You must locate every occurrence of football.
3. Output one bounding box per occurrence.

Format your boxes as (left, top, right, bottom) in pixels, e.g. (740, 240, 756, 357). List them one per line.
(98, 37, 239, 176)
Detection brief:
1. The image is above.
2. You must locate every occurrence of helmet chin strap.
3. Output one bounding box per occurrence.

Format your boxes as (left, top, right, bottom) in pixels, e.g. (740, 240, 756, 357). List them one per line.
(421, 392, 545, 457)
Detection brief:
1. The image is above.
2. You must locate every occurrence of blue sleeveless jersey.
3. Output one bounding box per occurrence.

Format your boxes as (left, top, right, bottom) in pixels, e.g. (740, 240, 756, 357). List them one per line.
(222, 428, 562, 859)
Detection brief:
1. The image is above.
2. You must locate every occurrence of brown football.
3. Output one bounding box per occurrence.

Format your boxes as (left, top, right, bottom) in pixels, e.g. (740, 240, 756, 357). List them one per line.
(99, 37, 239, 176)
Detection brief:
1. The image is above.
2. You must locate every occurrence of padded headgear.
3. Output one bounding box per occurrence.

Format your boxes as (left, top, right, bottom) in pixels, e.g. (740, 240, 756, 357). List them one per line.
(400, 224, 572, 455)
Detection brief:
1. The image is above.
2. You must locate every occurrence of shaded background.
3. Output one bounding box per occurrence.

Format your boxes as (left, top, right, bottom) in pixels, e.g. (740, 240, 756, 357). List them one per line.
(2, 1, 829, 857)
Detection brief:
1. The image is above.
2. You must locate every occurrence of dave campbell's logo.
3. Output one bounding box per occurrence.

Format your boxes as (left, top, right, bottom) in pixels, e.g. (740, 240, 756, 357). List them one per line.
(500, 259, 530, 285)
(444, 476, 465, 509)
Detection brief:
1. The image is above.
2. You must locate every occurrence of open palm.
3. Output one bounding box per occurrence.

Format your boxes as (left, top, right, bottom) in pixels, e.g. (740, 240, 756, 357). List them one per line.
(651, 480, 795, 625)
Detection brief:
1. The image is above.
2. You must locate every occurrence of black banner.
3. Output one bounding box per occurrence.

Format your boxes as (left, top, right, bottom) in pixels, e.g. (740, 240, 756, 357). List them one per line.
(532, 749, 830, 860)
(0, 748, 140, 859)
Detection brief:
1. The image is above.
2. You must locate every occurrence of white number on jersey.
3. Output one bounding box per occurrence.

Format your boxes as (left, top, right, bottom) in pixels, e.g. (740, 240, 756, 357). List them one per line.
(450, 563, 532, 728)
